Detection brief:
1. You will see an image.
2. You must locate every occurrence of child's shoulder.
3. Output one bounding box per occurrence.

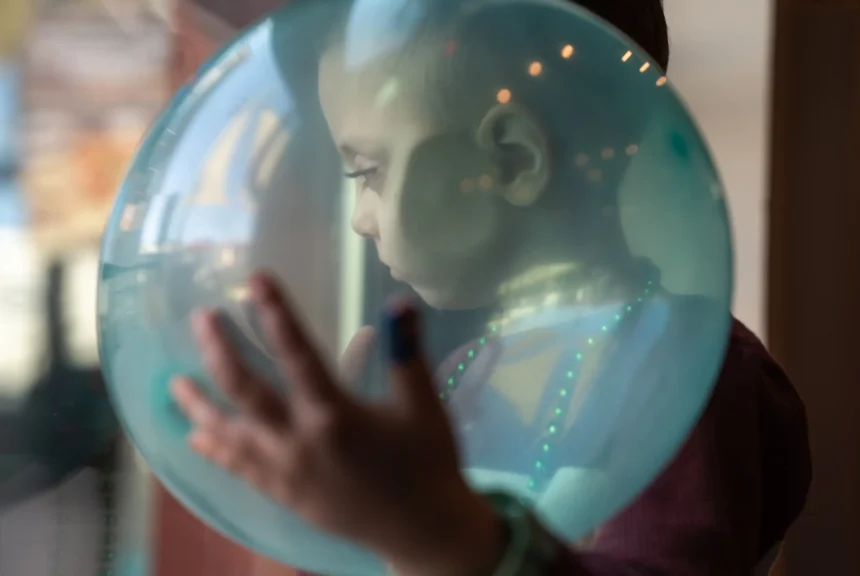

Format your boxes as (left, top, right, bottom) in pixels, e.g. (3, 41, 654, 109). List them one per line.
(712, 316, 812, 552)
(653, 295, 812, 538)
(593, 311, 811, 569)
(719, 316, 806, 426)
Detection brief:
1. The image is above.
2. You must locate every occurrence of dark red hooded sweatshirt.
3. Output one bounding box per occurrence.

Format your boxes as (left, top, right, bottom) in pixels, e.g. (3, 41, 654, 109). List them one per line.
(552, 318, 812, 575)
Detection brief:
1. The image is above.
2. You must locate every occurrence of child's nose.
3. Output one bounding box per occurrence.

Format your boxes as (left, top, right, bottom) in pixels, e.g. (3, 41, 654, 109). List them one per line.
(350, 192, 380, 240)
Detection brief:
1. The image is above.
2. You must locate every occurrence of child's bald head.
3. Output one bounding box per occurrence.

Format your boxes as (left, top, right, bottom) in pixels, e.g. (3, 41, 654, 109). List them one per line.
(313, 0, 672, 308)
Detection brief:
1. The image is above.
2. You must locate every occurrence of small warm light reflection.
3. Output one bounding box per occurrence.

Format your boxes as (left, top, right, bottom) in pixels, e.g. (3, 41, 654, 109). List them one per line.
(478, 174, 494, 189)
(497, 88, 512, 104)
(561, 44, 575, 59)
(529, 61, 543, 77)
(575, 154, 589, 167)
(460, 178, 476, 194)
(444, 40, 457, 57)
(622, 50, 633, 62)
(601, 147, 615, 160)
(626, 144, 640, 156)
(639, 62, 651, 73)
(587, 169, 603, 182)
(656, 76, 668, 87)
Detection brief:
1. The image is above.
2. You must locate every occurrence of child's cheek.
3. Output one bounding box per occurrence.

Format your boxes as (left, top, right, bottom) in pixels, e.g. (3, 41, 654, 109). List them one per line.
(398, 133, 500, 258)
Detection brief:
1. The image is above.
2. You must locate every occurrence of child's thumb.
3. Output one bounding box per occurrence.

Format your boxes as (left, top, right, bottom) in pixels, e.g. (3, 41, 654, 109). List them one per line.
(384, 299, 439, 412)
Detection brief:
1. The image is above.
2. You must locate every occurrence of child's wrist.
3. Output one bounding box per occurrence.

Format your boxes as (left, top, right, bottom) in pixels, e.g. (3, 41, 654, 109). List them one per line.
(385, 489, 562, 576)
(381, 481, 508, 576)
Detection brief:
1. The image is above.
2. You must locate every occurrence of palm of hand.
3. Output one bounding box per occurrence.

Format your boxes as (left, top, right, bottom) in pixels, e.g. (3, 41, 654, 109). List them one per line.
(170, 277, 484, 568)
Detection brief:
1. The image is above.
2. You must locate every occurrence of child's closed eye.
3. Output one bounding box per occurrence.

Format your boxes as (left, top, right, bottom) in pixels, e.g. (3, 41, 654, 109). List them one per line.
(345, 166, 383, 192)
(344, 167, 377, 179)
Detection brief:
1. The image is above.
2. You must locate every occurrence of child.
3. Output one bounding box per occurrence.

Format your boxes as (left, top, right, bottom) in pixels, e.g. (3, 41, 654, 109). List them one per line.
(172, 1, 811, 574)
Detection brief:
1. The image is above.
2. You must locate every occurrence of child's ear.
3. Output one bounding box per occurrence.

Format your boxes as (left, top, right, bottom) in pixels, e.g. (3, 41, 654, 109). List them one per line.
(476, 103, 550, 207)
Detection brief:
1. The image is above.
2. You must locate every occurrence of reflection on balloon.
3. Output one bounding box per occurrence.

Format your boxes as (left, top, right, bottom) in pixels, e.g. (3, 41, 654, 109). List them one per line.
(98, 1, 733, 574)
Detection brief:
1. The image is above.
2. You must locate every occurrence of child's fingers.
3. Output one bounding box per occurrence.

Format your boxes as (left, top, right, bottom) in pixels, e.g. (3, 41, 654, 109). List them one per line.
(174, 376, 294, 499)
(172, 378, 283, 470)
(192, 309, 288, 427)
(250, 273, 343, 407)
(189, 420, 278, 489)
(171, 376, 224, 428)
(338, 326, 377, 390)
(384, 299, 438, 413)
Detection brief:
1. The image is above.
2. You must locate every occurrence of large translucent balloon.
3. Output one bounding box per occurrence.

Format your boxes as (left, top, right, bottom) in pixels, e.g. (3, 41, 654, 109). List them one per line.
(98, 0, 733, 573)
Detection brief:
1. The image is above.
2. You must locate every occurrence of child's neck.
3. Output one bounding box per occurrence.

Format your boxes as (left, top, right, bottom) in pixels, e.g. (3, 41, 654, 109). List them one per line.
(495, 257, 650, 309)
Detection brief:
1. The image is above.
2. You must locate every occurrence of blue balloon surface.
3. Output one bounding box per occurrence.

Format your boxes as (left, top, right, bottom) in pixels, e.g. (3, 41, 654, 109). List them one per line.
(98, 0, 733, 574)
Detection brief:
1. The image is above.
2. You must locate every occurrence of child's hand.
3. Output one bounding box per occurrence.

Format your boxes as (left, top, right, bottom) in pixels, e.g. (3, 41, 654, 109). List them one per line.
(170, 273, 504, 576)
(337, 325, 377, 388)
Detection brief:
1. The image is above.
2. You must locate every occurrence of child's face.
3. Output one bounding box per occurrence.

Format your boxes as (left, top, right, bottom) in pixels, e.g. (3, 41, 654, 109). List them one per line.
(319, 48, 513, 310)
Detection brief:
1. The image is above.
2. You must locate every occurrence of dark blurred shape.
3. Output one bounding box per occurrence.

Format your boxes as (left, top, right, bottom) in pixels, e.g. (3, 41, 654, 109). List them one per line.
(0, 259, 118, 508)
(0, 159, 17, 181)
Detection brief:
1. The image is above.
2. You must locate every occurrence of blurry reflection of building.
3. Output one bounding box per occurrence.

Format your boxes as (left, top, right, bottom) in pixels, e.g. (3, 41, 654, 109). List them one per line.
(21, 0, 169, 254)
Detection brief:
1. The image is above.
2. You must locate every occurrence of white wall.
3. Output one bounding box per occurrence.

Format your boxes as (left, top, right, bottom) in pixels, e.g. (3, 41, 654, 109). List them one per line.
(663, 0, 774, 338)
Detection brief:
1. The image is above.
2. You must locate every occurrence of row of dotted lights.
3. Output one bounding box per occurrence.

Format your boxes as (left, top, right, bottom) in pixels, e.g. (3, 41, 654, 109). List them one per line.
(495, 45, 668, 105)
(454, 43, 661, 192)
(457, 144, 641, 192)
(576, 144, 640, 183)
(457, 144, 640, 192)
